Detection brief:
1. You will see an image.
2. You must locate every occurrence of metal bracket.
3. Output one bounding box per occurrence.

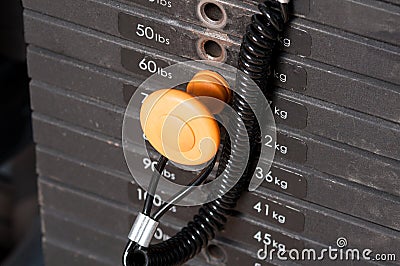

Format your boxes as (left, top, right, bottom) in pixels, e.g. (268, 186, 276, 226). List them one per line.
(128, 213, 159, 247)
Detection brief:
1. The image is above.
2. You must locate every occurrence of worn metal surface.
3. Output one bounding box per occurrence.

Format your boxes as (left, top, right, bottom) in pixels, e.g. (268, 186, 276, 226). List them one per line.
(22, 0, 400, 46)
(22, 17, 400, 161)
(22, 0, 400, 85)
(25, 37, 400, 166)
(37, 178, 399, 265)
(32, 111, 400, 229)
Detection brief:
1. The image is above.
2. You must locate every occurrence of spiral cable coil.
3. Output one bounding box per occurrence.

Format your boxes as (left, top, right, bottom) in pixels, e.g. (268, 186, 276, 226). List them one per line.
(123, 1, 290, 265)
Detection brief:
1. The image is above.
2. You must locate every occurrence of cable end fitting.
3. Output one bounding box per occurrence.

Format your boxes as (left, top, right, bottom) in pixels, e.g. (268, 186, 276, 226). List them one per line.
(128, 213, 159, 248)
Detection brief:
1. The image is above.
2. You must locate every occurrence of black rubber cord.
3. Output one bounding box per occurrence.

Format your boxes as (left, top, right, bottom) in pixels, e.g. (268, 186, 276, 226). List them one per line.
(142, 156, 168, 216)
(152, 155, 217, 221)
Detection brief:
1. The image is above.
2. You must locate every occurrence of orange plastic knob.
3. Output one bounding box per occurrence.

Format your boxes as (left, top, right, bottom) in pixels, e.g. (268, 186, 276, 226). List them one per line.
(187, 70, 231, 113)
(140, 89, 220, 166)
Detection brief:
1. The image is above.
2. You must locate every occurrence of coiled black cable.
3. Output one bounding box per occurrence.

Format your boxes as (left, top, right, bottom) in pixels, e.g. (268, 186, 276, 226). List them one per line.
(123, 1, 290, 265)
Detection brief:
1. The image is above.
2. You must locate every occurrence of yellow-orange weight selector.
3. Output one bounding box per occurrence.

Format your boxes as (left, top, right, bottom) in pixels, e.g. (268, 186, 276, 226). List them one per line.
(140, 71, 231, 166)
(187, 70, 231, 113)
(187, 70, 231, 102)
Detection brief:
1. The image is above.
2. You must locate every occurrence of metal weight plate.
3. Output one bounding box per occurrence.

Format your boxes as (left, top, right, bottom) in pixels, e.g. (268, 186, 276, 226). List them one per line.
(21, 2, 400, 85)
(23, 14, 400, 161)
(29, 80, 400, 198)
(38, 179, 400, 264)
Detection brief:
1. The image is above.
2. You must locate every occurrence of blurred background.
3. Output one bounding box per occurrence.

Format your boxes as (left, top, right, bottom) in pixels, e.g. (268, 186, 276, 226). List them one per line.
(0, 0, 43, 265)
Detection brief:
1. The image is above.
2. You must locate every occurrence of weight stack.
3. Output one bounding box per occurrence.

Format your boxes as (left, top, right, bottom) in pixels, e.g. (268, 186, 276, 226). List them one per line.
(22, 0, 400, 265)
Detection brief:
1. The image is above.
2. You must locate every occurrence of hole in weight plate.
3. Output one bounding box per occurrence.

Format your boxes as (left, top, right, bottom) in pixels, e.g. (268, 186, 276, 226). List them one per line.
(203, 3, 223, 22)
(206, 244, 226, 262)
(203, 40, 223, 60)
(198, 1, 227, 28)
